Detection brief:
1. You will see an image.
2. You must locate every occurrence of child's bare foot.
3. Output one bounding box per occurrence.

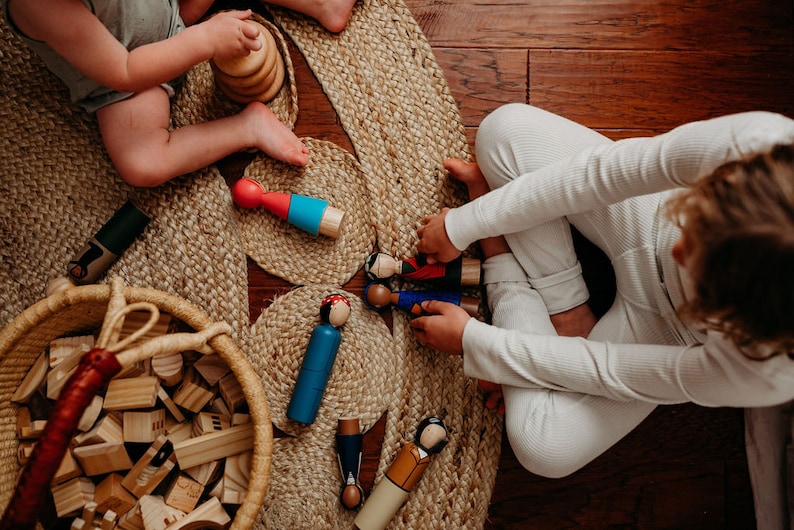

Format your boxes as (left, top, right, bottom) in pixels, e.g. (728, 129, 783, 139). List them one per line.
(444, 158, 490, 200)
(478, 379, 505, 415)
(244, 102, 309, 166)
(445, 158, 511, 258)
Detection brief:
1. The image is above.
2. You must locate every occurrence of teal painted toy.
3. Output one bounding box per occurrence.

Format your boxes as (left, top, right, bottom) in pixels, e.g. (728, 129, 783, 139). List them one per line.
(286, 294, 351, 424)
(232, 177, 344, 238)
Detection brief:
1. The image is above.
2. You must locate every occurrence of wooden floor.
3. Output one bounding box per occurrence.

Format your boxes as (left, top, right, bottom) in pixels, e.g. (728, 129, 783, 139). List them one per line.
(227, 0, 794, 528)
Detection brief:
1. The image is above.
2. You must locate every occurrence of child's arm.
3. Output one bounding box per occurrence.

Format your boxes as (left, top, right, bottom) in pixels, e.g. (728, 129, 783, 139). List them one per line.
(9, 0, 261, 94)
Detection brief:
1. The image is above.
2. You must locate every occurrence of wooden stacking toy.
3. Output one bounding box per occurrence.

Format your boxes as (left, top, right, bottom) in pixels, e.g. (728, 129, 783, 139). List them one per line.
(211, 20, 285, 104)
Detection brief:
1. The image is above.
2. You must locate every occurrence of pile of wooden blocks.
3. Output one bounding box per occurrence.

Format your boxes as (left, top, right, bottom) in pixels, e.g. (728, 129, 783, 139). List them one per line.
(12, 312, 254, 529)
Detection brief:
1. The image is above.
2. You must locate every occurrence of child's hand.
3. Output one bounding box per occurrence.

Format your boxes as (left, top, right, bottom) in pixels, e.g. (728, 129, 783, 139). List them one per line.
(416, 208, 461, 264)
(409, 300, 471, 355)
(203, 10, 262, 61)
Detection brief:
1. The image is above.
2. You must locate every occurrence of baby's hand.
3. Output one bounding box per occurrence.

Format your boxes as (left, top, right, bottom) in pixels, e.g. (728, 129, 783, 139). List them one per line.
(203, 10, 262, 60)
(409, 300, 470, 355)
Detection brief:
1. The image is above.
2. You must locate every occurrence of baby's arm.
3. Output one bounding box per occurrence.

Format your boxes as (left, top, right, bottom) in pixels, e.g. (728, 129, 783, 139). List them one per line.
(10, 0, 260, 93)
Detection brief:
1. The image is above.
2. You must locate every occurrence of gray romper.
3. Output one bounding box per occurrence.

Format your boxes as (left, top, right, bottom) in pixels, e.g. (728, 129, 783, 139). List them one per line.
(2, 0, 186, 112)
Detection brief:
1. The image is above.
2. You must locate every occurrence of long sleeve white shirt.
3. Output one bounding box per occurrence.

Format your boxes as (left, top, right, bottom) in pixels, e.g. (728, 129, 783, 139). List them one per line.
(448, 111, 794, 408)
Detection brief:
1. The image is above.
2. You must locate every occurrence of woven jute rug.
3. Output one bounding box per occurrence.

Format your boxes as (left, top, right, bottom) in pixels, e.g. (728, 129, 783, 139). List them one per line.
(0, 1, 502, 528)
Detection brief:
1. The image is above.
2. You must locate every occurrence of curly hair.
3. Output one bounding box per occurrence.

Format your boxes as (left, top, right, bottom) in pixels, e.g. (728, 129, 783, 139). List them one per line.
(665, 143, 794, 359)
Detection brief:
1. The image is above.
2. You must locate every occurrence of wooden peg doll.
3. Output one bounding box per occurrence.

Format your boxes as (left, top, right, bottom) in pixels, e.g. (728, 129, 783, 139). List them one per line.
(363, 282, 479, 317)
(286, 294, 351, 424)
(354, 417, 448, 530)
(364, 252, 482, 287)
(231, 177, 345, 238)
(336, 417, 365, 510)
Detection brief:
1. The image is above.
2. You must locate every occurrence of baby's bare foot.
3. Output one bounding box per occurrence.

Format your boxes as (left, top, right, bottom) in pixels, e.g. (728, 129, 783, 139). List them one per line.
(311, 0, 357, 33)
(244, 102, 309, 166)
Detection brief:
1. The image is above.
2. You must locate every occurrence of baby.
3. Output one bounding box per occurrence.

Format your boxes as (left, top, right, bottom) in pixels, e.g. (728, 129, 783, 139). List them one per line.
(3, 0, 357, 187)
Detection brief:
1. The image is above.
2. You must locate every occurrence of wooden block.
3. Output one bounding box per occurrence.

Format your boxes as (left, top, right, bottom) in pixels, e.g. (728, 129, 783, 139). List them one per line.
(47, 335, 94, 400)
(192, 354, 229, 386)
(218, 373, 245, 413)
(121, 435, 177, 498)
(11, 351, 48, 403)
(17, 441, 35, 464)
(151, 351, 183, 387)
(165, 420, 193, 444)
(73, 441, 133, 476)
(74, 413, 123, 446)
(101, 510, 119, 530)
(52, 477, 95, 517)
(220, 450, 252, 505)
(81, 501, 98, 523)
(17, 406, 47, 439)
(173, 423, 254, 470)
(95, 473, 137, 517)
(70, 518, 87, 530)
(123, 409, 166, 443)
(117, 502, 144, 530)
(206, 396, 231, 420)
(192, 412, 230, 437)
(182, 460, 222, 486)
(138, 495, 183, 530)
(78, 395, 104, 432)
(172, 368, 214, 413)
(119, 311, 172, 344)
(157, 387, 185, 423)
(162, 496, 230, 530)
(53, 449, 84, 485)
(104, 377, 160, 411)
(231, 413, 250, 426)
(164, 474, 203, 513)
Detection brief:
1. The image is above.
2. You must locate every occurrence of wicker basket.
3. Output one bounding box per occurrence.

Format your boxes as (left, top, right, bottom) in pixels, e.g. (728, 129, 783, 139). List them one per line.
(0, 281, 273, 529)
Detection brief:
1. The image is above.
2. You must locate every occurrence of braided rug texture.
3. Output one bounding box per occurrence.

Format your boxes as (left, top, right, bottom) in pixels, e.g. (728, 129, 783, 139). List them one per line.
(0, 1, 502, 528)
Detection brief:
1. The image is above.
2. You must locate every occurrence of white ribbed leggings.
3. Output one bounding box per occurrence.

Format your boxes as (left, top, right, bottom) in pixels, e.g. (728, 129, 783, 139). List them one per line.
(474, 104, 684, 477)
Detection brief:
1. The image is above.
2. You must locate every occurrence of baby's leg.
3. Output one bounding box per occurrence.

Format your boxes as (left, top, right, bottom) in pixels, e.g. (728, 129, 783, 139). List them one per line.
(96, 87, 308, 187)
(268, 0, 358, 33)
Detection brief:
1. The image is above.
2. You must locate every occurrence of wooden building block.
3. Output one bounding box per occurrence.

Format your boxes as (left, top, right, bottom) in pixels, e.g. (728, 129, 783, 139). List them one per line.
(11, 351, 48, 403)
(104, 377, 160, 411)
(165, 420, 193, 444)
(151, 351, 183, 387)
(192, 412, 230, 437)
(162, 496, 230, 530)
(182, 460, 222, 486)
(101, 510, 119, 530)
(172, 368, 214, 413)
(47, 335, 94, 400)
(95, 473, 137, 517)
(17, 406, 47, 439)
(17, 441, 34, 464)
(164, 474, 202, 513)
(218, 373, 245, 413)
(52, 477, 95, 517)
(53, 448, 84, 485)
(172, 423, 254, 469)
(73, 441, 133, 476)
(123, 409, 166, 443)
(74, 413, 123, 446)
(220, 450, 252, 505)
(117, 502, 144, 530)
(81, 501, 98, 523)
(138, 495, 183, 530)
(157, 387, 185, 423)
(192, 354, 229, 386)
(121, 435, 177, 498)
(119, 311, 172, 344)
(77, 395, 104, 432)
(206, 396, 231, 420)
(231, 413, 250, 426)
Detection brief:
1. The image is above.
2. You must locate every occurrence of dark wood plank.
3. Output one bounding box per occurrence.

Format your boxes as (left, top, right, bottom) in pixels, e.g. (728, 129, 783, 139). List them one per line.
(529, 50, 794, 133)
(405, 0, 793, 52)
